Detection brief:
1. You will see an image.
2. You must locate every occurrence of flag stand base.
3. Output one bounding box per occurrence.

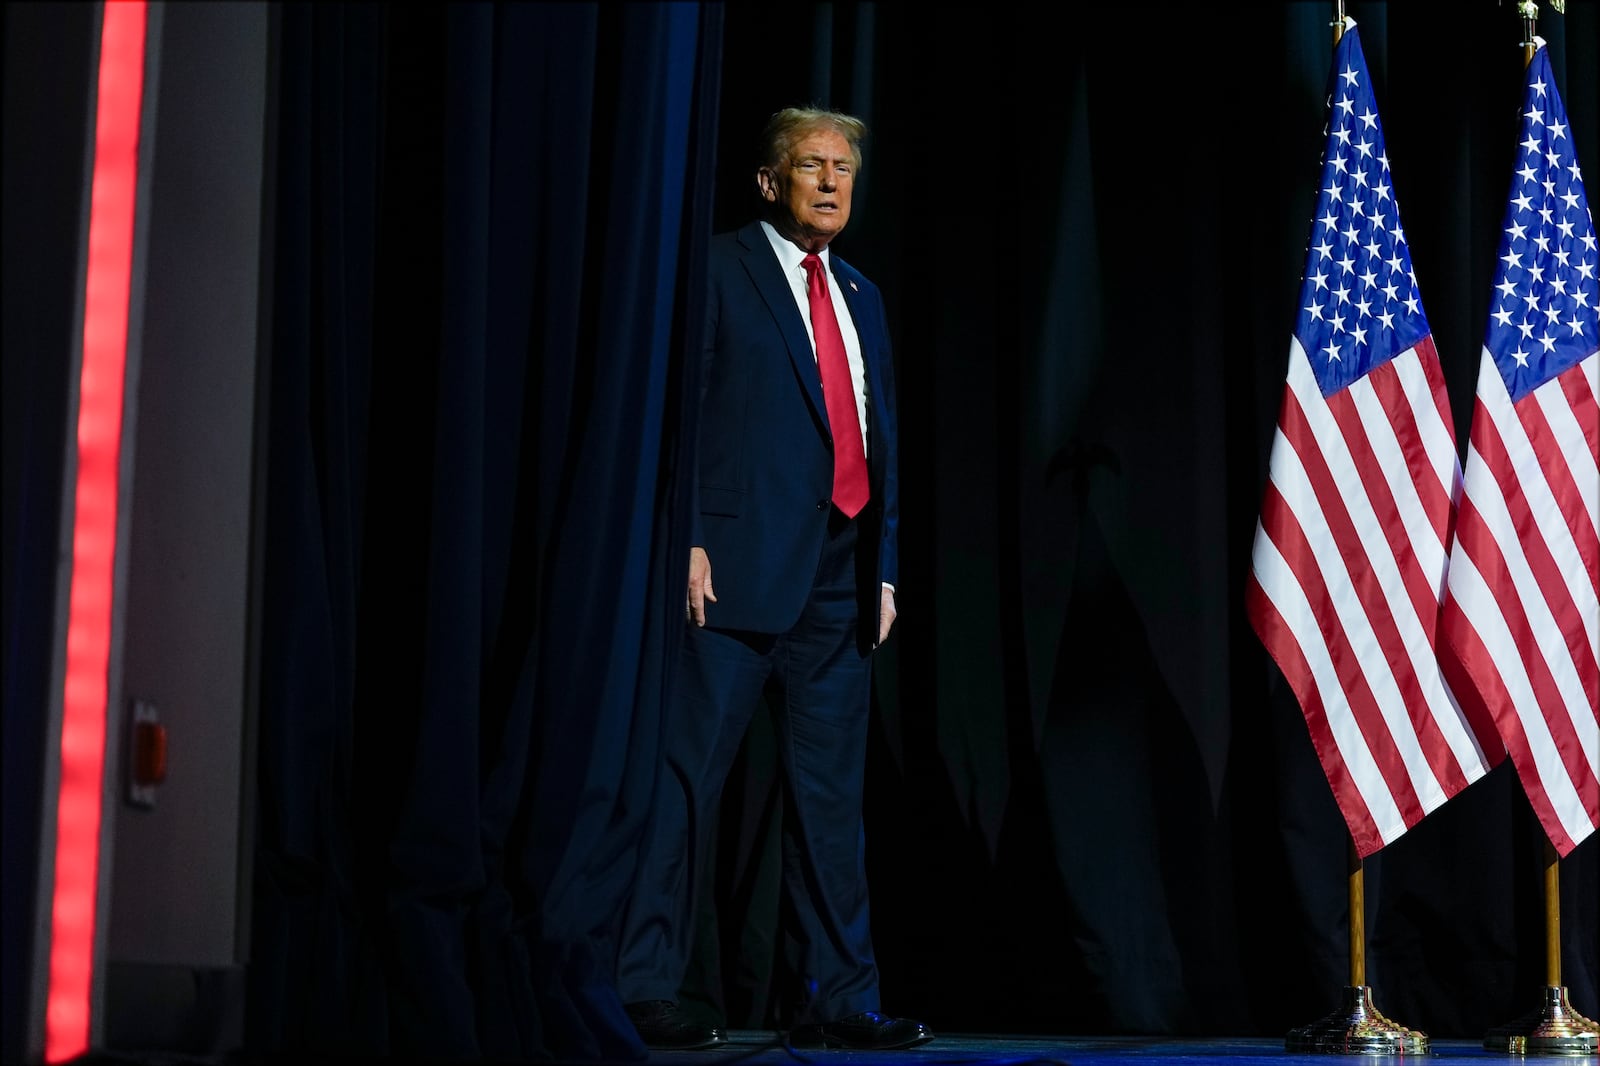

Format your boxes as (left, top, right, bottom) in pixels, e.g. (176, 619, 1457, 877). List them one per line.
(1483, 985, 1599, 1054)
(1286, 985, 1429, 1054)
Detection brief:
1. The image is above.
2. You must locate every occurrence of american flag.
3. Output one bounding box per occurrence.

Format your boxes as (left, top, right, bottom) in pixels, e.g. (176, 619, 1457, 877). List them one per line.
(1247, 21, 1504, 859)
(1440, 39, 1599, 859)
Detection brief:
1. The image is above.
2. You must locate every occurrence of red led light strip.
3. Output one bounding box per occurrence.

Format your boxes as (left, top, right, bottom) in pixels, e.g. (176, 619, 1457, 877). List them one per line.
(46, 1, 147, 1060)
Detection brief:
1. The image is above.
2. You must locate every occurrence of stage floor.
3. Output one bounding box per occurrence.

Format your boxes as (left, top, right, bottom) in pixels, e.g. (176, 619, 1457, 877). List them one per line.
(71, 1031, 1599, 1065)
(649, 1032, 1596, 1066)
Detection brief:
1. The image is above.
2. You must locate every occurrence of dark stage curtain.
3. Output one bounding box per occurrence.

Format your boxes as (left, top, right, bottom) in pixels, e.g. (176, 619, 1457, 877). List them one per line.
(248, 2, 721, 1060)
(683, 0, 1599, 1043)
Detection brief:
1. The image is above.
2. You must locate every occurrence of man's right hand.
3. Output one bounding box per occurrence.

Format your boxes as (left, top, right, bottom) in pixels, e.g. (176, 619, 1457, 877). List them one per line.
(687, 546, 716, 627)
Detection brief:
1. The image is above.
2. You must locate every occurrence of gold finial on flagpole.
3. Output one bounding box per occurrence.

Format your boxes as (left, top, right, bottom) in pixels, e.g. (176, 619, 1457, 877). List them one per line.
(1518, 0, 1569, 66)
(1519, 1, 1539, 66)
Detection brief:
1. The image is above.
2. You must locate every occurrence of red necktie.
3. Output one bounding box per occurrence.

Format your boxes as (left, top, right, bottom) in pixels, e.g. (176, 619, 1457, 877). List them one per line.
(802, 254, 870, 519)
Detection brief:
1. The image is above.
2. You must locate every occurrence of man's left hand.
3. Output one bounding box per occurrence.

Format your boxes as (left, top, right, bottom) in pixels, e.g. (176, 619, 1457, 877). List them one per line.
(877, 586, 896, 647)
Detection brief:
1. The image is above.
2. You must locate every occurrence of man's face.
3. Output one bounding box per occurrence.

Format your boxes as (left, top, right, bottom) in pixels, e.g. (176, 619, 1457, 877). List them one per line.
(758, 129, 855, 251)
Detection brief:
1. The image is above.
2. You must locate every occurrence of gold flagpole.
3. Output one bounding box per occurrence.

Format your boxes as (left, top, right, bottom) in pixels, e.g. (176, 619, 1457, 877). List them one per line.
(1283, 7, 1430, 1052)
(1482, 842, 1599, 1053)
(1284, 7, 1428, 1053)
(1286, 838, 1427, 1053)
(1479, 5, 1595, 1054)
(1282, 16, 1431, 1056)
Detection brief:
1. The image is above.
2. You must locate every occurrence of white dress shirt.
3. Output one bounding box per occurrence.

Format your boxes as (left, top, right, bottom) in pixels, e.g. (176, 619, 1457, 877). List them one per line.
(759, 221, 870, 457)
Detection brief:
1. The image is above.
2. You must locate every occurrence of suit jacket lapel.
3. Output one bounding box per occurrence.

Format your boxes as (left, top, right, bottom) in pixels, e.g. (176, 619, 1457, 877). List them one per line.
(831, 256, 889, 477)
(738, 222, 830, 430)
(832, 258, 880, 363)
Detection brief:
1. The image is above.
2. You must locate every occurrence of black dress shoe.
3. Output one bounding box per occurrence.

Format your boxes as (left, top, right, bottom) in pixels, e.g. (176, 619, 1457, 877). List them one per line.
(624, 1000, 728, 1050)
(788, 1011, 934, 1050)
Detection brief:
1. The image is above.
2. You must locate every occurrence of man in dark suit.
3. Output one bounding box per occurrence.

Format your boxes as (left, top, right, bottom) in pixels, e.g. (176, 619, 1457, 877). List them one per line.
(617, 106, 931, 1053)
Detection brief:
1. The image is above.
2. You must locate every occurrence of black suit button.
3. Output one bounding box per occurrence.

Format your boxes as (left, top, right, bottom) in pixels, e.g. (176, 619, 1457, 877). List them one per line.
(817, 499, 828, 511)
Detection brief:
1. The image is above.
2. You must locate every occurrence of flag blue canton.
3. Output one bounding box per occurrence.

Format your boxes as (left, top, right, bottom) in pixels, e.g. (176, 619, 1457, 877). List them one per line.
(1484, 47, 1599, 404)
(1293, 27, 1430, 397)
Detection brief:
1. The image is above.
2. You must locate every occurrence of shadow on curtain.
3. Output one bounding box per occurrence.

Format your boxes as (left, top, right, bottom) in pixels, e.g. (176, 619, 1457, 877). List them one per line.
(248, 3, 722, 1060)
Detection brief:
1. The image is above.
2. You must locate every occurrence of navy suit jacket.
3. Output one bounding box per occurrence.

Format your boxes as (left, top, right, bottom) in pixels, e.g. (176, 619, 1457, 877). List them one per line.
(691, 221, 899, 636)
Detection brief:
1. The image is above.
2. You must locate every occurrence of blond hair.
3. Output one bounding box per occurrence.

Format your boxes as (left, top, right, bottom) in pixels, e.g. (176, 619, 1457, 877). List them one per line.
(758, 106, 868, 174)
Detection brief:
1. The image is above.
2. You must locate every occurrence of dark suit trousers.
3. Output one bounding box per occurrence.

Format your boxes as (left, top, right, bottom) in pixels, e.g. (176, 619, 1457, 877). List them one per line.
(616, 515, 881, 1025)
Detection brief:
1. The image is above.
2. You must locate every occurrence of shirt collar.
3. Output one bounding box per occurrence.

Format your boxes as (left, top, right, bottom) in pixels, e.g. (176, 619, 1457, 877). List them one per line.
(759, 220, 829, 275)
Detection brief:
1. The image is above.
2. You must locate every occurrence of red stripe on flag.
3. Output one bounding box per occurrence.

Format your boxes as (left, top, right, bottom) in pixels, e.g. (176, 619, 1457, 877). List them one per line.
(1560, 363, 1599, 462)
(47, 2, 147, 1061)
(1446, 354, 1599, 856)
(1254, 470, 1420, 845)
(1246, 573, 1387, 856)
(1470, 399, 1600, 718)
(1452, 485, 1590, 794)
(1513, 384, 1593, 596)
(1440, 592, 1581, 857)
(1277, 390, 1441, 814)
(1347, 356, 1457, 652)
(1392, 336, 1458, 548)
(1543, 364, 1600, 590)
(1346, 361, 1457, 630)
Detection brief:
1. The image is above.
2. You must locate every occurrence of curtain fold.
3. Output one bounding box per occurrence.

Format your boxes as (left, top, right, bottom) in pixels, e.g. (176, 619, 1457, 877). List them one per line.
(250, 2, 722, 1058)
